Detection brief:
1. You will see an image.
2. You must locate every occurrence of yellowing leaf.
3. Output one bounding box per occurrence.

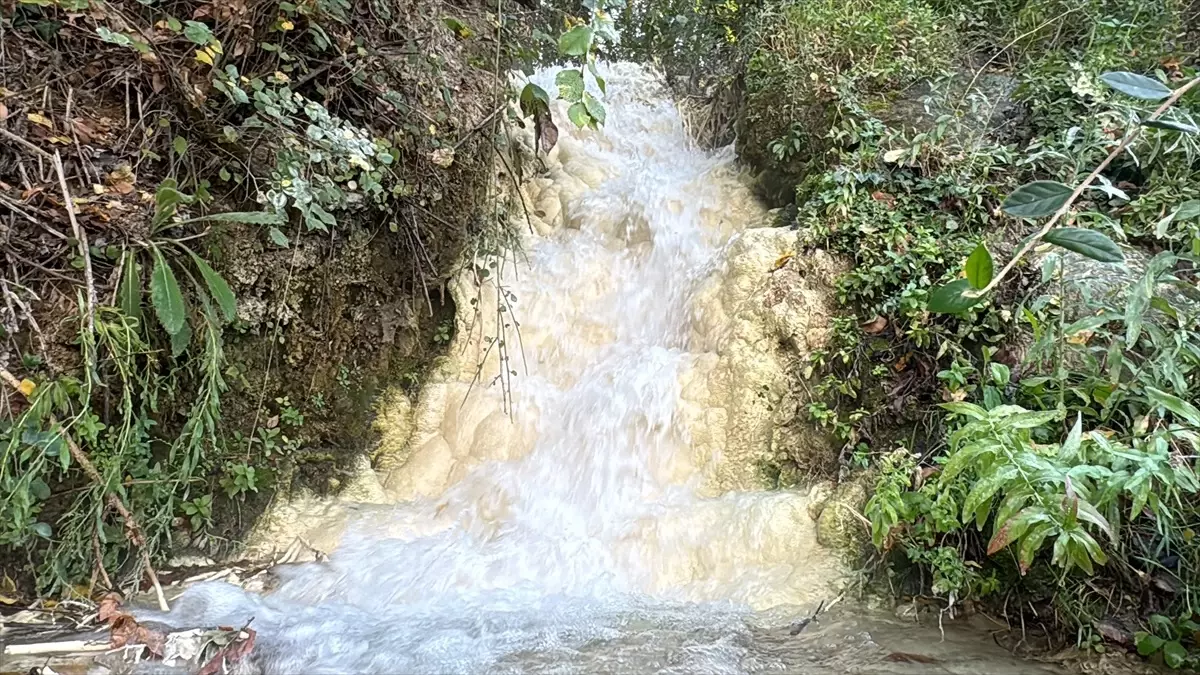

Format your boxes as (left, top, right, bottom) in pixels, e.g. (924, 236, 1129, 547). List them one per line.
(18, 379, 35, 397)
(27, 112, 53, 128)
(770, 252, 794, 271)
(48, 135, 72, 145)
(195, 49, 214, 65)
(280, 19, 294, 30)
(882, 148, 906, 164)
(210, 40, 223, 55)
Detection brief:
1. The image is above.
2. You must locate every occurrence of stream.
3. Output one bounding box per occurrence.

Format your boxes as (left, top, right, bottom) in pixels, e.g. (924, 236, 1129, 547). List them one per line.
(136, 63, 1074, 674)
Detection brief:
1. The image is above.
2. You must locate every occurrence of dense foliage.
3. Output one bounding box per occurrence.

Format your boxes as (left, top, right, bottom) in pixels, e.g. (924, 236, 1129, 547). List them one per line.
(725, 0, 1200, 664)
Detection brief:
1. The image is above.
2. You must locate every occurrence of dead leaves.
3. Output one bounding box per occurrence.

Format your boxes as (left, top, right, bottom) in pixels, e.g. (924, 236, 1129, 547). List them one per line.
(99, 593, 167, 656)
(97, 593, 257, 672)
(860, 314, 888, 334)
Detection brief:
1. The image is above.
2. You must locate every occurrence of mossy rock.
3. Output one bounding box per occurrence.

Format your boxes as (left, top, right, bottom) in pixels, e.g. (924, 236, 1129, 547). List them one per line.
(814, 479, 871, 563)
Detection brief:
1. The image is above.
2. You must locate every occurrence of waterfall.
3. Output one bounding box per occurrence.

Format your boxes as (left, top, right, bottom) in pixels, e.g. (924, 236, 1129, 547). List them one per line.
(142, 63, 846, 673)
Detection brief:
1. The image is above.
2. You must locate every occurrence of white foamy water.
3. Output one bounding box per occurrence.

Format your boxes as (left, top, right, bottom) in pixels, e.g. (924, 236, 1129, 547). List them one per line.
(136, 64, 1061, 674)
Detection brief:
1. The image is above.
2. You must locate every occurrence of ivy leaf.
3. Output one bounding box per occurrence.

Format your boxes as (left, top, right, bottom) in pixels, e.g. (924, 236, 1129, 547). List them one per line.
(1043, 228, 1124, 263)
(583, 92, 605, 126)
(186, 250, 237, 322)
(558, 25, 593, 57)
(1100, 71, 1173, 101)
(927, 279, 983, 313)
(1002, 180, 1073, 218)
(567, 102, 592, 129)
(150, 247, 187, 336)
(964, 243, 993, 289)
(1144, 119, 1199, 134)
(519, 82, 550, 117)
(268, 226, 290, 248)
(118, 251, 142, 322)
(555, 69, 584, 103)
(183, 20, 214, 46)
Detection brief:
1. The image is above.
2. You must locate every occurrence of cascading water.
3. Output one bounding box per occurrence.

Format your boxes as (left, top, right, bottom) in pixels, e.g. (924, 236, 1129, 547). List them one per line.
(139, 64, 1060, 674)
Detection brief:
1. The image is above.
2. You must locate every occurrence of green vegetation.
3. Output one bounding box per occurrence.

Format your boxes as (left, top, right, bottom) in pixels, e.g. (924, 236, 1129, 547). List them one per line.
(0, 0, 539, 596)
(711, 0, 1200, 664)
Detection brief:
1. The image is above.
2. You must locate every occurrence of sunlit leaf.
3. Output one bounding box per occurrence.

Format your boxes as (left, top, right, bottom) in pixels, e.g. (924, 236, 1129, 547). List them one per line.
(558, 25, 593, 56)
(555, 69, 584, 103)
(1100, 71, 1173, 101)
(964, 243, 993, 289)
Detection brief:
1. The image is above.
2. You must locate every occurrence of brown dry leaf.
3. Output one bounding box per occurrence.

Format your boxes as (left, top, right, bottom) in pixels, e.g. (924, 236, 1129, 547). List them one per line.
(1065, 329, 1093, 345)
(197, 628, 257, 675)
(0, 102, 8, 121)
(0, 574, 19, 605)
(72, 118, 98, 143)
(893, 353, 909, 372)
(107, 165, 136, 194)
(152, 71, 167, 93)
(266, 415, 280, 429)
(48, 136, 73, 145)
(871, 191, 896, 207)
(860, 315, 888, 334)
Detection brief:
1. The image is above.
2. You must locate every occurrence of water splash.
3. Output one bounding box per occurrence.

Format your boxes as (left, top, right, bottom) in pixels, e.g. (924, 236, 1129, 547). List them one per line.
(144, 63, 845, 673)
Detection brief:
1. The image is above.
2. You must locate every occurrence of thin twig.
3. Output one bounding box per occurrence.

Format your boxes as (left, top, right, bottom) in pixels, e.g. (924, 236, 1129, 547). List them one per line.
(52, 151, 96, 334)
(975, 75, 1200, 298)
(0, 127, 54, 160)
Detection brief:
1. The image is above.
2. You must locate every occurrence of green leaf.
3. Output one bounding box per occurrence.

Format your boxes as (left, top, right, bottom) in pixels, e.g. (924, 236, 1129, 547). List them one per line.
(939, 401, 988, 419)
(268, 226, 290, 248)
(519, 83, 550, 117)
(182, 210, 286, 225)
(583, 92, 605, 126)
(964, 243, 993, 289)
(555, 69, 584, 103)
(927, 279, 983, 313)
(1144, 119, 1199, 134)
(1002, 180, 1073, 218)
(183, 20, 214, 46)
(1147, 386, 1200, 426)
(567, 101, 592, 128)
(172, 135, 188, 157)
(1043, 228, 1123, 263)
(170, 317, 192, 357)
(153, 180, 189, 228)
(31, 522, 52, 538)
(588, 61, 606, 94)
(963, 464, 1018, 528)
(186, 250, 237, 322)
(1100, 71, 1173, 101)
(1163, 640, 1188, 669)
(558, 25, 593, 56)
(150, 247, 187, 336)
(1136, 633, 1165, 656)
(1177, 201, 1200, 221)
(118, 251, 142, 322)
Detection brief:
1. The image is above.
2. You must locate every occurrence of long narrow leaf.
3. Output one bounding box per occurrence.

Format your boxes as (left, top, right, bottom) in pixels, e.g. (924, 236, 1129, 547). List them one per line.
(150, 247, 187, 336)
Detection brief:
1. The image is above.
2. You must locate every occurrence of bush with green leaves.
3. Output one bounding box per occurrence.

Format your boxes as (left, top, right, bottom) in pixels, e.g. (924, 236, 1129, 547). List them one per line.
(739, 0, 955, 178)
